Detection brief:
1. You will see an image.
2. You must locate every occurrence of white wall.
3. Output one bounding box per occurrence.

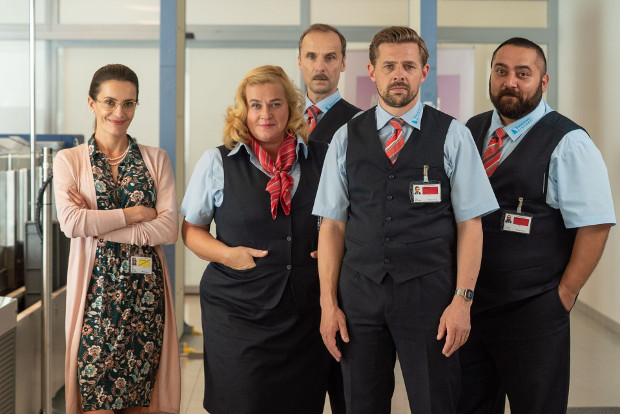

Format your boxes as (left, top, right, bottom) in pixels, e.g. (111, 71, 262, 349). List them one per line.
(558, 0, 620, 326)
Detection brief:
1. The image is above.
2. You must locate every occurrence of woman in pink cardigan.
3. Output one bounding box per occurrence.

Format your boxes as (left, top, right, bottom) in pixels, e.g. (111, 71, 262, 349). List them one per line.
(54, 64, 180, 414)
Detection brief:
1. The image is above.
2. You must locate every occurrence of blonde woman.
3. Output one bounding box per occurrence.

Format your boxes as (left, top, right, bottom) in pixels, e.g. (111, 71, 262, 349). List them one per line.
(181, 65, 331, 413)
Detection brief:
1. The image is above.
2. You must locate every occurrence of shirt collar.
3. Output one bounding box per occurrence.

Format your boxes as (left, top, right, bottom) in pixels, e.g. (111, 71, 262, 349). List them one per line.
(305, 90, 342, 114)
(229, 135, 309, 159)
(375, 99, 424, 131)
(490, 99, 550, 141)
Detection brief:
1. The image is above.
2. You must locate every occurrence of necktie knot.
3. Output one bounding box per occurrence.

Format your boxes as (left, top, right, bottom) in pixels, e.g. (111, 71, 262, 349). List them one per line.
(385, 118, 406, 165)
(306, 105, 320, 133)
(389, 117, 405, 131)
(494, 127, 506, 140)
(482, 127, 506, 177)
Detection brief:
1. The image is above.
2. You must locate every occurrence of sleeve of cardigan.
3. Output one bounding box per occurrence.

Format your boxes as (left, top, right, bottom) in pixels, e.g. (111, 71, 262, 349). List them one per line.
(100, 148, 179, 246)
(53, 148, 127, 238)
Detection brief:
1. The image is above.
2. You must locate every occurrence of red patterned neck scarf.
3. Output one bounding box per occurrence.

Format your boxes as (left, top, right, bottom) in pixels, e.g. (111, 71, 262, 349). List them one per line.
(249, 131, 298, 219)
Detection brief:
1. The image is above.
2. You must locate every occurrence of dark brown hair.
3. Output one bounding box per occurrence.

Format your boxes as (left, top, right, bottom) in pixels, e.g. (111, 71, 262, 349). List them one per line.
(89, 64, 139, 101)
(491, 37, 547, 75)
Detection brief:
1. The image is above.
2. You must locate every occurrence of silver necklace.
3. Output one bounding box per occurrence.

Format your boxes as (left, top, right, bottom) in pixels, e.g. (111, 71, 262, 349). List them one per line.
(105, 144, 130, 166)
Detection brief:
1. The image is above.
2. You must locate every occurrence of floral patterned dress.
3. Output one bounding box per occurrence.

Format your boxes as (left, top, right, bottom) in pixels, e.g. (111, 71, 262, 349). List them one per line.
(77, 135, 165, 411)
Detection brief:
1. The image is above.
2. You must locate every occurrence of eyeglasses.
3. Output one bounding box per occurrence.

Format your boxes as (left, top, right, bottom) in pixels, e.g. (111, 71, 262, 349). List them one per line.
(96, 99, 139, 112)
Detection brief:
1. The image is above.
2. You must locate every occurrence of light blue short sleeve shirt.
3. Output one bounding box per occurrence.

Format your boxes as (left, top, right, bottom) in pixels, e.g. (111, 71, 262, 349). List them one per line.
(312, 100, 499, 223)
(180, 138, 309, 225)
(484, 100, 615, 228)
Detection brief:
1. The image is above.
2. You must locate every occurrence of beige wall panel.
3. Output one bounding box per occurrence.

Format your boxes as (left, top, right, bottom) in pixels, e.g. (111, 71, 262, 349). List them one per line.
(438, 0, 548, 28)
(187, 0, 300, 25)
(311, 0, 410, 27)
(59, 0, 159, 25)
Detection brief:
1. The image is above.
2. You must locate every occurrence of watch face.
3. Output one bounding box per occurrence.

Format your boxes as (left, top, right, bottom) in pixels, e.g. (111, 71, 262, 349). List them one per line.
(465, 289, 474, 300)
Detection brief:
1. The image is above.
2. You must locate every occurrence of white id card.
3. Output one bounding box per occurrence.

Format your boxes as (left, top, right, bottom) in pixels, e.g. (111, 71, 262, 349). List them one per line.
(131, 256, 153, 274)
(501, 210, 533, 234)
(410, 181, 441, 203)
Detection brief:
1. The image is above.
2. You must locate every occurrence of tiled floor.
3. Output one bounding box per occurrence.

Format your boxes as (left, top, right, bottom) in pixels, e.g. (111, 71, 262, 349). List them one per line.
(182, 294, 620, 413)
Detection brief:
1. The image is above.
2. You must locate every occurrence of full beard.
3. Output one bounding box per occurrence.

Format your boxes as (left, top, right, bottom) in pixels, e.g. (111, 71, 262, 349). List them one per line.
(379, 82, 417, 108)
(490, 81, 543, 121)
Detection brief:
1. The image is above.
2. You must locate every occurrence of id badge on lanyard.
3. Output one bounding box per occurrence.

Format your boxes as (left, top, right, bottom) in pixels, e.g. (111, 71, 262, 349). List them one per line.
(410, 164, 441, 203)
(502, 197, 533, 234)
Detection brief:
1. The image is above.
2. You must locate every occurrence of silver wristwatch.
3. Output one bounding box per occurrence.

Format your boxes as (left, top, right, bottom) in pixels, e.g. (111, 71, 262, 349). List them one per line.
(455, 288, 474, 301)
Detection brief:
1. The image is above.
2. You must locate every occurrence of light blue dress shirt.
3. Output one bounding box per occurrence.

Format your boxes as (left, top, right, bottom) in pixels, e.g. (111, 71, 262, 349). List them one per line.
(304, 90, 342, 124)
(485, 100, 615, 228)
(312, 100, 499, 223)
(180, 137, 309, 225)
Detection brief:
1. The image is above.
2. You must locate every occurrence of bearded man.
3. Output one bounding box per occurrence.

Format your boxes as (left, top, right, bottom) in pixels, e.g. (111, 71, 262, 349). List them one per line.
(458, 37, 615, 414)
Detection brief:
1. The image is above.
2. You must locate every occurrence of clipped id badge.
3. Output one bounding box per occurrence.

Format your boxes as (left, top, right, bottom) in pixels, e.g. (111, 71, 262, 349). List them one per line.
(410, 164, 441, 203)
(131, 248, 153, 274)
(502, 197, 533, 234)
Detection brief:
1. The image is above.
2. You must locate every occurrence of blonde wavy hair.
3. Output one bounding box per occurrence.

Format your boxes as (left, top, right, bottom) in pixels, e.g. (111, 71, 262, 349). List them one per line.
(223, 65, 308, 149)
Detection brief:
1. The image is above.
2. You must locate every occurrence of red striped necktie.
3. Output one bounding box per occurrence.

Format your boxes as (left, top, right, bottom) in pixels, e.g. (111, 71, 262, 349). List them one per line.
(385, 118, 405, 165)
(249, 132, 298, 219)
(483, 127, 506, 177)
(306, 105, 320, 133)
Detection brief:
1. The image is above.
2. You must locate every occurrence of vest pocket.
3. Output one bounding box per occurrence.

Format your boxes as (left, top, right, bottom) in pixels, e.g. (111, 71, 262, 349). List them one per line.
(404, 236, 444, 248)
(345, 232, 369, 247)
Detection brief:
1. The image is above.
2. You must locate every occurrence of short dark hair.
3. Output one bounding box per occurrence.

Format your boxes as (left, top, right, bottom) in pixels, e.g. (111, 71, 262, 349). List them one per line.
(299, 23, 347, 57)
(491, 37, 547, 75)
(369, 26, 429, 67)
(89, 64, 139, 101)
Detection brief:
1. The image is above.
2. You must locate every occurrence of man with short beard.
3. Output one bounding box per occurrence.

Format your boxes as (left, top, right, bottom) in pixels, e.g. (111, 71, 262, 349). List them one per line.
(313, 26, 498, 413)
(298, 24, 360, 145)
(458, 37, 615, 414)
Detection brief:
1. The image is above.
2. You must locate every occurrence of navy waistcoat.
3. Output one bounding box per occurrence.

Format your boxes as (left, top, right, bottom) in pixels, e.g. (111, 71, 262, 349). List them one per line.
(202, 141, 327, 310)
(467, 110, 583, 311)
(309, 99, 360, 144)
(343, 106, 456, 284)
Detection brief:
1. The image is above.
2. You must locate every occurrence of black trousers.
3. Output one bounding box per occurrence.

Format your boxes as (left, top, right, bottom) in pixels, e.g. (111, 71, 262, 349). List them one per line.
(458, 288, 571, 414)
(327, 359, 346, 414)
(339, 266, 459, 414)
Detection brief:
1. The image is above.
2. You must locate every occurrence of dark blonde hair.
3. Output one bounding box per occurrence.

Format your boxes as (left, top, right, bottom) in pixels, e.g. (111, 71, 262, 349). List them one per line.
(369, 26, 429, 67)
(223, 65, 308, 149)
